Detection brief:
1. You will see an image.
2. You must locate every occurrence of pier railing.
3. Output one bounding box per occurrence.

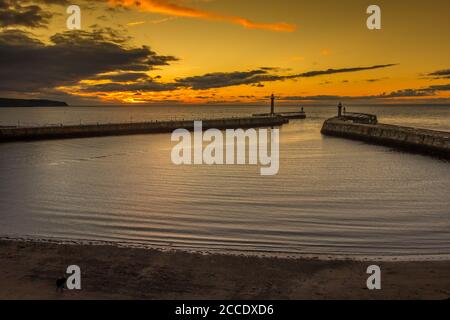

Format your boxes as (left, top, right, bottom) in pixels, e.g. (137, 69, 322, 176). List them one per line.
(341, 112, 378, 125)
(0, 116, 289, 143)
(2, 115, 270, 129)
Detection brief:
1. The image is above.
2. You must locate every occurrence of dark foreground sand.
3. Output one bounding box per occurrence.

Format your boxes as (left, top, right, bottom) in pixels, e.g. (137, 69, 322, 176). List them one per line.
(1, 240, 449, 300)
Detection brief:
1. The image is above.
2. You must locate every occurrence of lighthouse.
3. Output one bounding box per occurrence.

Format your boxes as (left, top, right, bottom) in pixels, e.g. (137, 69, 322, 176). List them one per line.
(270, 93, 275, 115)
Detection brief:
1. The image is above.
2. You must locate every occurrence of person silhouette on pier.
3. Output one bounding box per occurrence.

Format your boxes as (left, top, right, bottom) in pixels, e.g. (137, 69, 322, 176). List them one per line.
(338, 102, 343, 117)
(56, 275, 67, 293)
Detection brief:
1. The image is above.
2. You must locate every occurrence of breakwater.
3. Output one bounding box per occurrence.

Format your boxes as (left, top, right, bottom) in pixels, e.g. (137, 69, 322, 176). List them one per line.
(253, 112, 306, 119)
(321, 117, 450, 158)
(0, 116, 288, 143)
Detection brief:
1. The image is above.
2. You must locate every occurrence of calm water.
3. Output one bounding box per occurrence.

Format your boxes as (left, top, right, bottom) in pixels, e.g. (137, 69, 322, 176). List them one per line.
(0, 105, 449, 259)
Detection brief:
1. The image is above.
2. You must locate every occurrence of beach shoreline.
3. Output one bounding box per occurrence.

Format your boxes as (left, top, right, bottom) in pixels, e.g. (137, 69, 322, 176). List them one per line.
(1, 239, 449, 300)
(2, 235, 450, 262)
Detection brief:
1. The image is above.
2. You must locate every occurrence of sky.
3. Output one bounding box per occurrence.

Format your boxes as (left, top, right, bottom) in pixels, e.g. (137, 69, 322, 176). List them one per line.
(0, 0, 449, 105)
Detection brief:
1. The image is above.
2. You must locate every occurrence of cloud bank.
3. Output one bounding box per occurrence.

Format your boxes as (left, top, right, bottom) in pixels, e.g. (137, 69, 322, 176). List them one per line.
(174, 65, 397, 90)
(280, 84, 450, 102)
(0, 0, 52, 27)
(428, 69, 450, 79)
(0, 29, 178, 93)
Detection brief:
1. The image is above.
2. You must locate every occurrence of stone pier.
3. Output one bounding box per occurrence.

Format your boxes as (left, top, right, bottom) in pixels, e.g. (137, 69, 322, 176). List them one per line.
(0, 116, 288, 143)
(321, 117, 450, 158)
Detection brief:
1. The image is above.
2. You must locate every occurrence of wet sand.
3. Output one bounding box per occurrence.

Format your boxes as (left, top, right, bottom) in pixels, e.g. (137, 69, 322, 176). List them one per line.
(0, 240, 449, 300)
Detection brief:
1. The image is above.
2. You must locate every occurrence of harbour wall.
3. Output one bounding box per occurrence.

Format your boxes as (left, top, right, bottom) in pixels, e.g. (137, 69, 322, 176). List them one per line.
(321, 118, 450, 158)
(0, 116, 288, 143)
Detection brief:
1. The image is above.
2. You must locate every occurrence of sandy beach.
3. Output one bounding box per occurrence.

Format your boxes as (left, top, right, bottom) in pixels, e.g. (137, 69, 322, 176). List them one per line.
(0, 240, 449, 300)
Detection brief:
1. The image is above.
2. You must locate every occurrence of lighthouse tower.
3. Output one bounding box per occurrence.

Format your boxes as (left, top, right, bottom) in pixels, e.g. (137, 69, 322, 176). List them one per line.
(270, 93, 275, 115)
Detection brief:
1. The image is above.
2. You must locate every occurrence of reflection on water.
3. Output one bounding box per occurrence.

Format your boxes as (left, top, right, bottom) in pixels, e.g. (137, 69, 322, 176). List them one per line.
(0, 105, 449, 259)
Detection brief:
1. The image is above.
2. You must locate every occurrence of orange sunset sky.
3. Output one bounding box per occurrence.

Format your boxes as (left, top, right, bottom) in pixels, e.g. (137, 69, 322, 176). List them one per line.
(0, 0, 449, 105)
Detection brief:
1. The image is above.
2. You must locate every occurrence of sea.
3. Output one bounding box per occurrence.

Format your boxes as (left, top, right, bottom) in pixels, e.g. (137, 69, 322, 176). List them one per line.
(0, 104, 449, 260)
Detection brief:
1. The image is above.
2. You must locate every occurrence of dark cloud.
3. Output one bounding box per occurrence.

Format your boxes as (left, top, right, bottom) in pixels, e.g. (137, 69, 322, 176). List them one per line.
(295, 64, 396, 78)
(39, 0, 70, 4)
(380, 89, 433, 98)
(92, 72, 150, 82)
(425, 69, 450, 80)
(50, 27, 132, 45)
(280, 83, 450, 102)
(428, 69, 450, 77)
(80, 80, 179, 93)
(175, 64, 397, 90)
(379, 83, 450, 97)
(97, 15, 109, 22)
(175, 70, 280, 90)
(0, 0, 52, 28)
(366, 78, 384, 82)
(0, 29, 178, 93)
(428, 84, 450, 91)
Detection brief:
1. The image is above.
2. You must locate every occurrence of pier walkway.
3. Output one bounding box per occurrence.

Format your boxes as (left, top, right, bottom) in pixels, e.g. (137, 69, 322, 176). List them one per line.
(0, 116, 288, 143)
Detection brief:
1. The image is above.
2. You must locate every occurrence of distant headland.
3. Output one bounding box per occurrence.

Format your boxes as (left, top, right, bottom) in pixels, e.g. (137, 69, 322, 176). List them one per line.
(0, 98, 68, 108)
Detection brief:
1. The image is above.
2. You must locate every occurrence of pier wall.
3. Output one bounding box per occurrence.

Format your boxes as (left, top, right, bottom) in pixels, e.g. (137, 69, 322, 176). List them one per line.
(321, 118, 450, 158)
(0, 116, 288, 143)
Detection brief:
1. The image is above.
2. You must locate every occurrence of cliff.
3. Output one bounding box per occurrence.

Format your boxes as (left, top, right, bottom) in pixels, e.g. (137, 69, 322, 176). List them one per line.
(0, 98, 68, 107)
